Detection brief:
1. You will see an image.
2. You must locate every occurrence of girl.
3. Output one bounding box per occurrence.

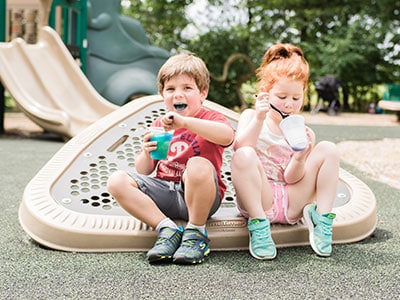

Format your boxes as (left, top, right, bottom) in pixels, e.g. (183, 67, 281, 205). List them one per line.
(231, 44, 340, 260)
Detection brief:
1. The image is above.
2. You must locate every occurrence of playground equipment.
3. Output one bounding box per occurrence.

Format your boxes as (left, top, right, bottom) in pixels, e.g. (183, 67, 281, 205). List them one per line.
(49, 0, 88, 72)
(50, 0, 170, 105)
(19, 95, 377, 252)
(0, 0, 170, 137)
(85, 0, 170, 105)
(0, 0, 117, 138)
(378, 84, 400, 121)
(0, 25, 117, 138)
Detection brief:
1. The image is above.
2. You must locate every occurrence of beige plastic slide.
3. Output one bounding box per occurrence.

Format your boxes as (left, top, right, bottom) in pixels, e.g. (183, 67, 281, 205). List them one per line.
(0, 26, 117, 138)
(19, 95, 377, 252)
(378, 100, 400, 112)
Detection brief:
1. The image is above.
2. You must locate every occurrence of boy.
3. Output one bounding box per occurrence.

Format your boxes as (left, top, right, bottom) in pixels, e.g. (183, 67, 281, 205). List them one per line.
(107, 53, 235, 264)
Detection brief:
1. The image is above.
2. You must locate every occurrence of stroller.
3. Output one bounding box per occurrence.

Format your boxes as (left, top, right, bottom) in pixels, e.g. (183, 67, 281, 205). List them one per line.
(312, 75, 342, 116)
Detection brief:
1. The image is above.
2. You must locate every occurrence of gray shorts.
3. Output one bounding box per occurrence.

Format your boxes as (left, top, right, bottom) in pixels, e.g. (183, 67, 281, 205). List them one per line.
(128, 169, 221, 221)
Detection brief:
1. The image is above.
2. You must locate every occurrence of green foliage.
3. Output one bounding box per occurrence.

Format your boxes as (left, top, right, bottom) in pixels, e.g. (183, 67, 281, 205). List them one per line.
(121, 0, 191, 51)
(122, 0, 400, 111)
(188, 29, 256, 107)
(5, 93, 18, 112)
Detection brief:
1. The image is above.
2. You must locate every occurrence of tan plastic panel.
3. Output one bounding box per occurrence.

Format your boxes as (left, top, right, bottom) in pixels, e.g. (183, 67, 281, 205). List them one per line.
(19, 95, 377, 252)
(378, 100, 400, 111)
(0, 26, 117, 138)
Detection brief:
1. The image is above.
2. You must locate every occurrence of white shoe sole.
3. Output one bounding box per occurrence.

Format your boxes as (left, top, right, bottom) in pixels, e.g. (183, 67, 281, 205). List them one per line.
(248, 233, 277, 260)
(303, 204, 330, 257)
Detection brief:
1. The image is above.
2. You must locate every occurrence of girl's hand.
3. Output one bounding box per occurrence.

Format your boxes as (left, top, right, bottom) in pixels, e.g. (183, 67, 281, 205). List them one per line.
(292, 128, 313, 160)
(255, 92, 270, 121)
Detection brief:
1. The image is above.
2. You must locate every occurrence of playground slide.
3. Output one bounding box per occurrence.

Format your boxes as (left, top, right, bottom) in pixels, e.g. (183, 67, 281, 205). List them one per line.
(0, 26, 118, 138)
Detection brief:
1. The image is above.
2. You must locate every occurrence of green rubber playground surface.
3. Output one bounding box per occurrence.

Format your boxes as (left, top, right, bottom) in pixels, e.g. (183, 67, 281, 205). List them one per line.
(1, 122, 400, 299)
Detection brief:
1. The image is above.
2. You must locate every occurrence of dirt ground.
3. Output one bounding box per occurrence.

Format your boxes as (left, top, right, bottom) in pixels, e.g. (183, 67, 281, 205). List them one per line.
(304, 112, 400, 190)
(2, 111, 400, 189)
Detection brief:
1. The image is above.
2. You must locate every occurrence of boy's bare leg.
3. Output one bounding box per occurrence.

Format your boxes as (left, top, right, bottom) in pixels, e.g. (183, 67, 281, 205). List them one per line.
(107, 170, 166, 228)
(172, 157, 216, 264)
(182, 157, 216, 225)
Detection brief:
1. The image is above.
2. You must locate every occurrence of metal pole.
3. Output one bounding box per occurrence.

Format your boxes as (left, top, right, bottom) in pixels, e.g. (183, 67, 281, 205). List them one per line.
(0, 0, 6, 134)
(0, 84, 4, 135)
(0, 0, 5, 41)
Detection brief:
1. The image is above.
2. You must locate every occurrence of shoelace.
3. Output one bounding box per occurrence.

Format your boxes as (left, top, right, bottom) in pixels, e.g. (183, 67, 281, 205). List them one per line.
(316, 219, 333, 236)
(252, 226, 272, 243)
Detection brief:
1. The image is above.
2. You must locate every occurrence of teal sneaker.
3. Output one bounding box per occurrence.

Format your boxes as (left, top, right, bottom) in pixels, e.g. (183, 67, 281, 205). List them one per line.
(173, 228, 210, 264)
(146, 226, 184, 263)
(303, 204, 336, 257)
(248, 218, 276, 260)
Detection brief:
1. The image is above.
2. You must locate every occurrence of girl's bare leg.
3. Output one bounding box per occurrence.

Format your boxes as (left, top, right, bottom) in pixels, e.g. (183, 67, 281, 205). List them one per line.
(287, 141, 340, 219)
(231, 146, 273, 218)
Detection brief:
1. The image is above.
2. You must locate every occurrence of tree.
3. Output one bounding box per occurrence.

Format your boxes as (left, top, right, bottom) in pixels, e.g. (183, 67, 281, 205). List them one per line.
(121, 0, 191, 51)
(188, 29, 256, 109)
(122, 0, 400, 111)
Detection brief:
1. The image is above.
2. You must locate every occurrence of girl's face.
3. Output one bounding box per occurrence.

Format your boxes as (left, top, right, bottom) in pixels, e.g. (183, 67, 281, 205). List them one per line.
(161, 74, 208, 117)
(268, 79, 304, 117)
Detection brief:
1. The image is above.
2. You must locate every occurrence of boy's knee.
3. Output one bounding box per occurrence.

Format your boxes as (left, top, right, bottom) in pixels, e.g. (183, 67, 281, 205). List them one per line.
(185, 157, 214, 182)
(107, 170, 129, 195)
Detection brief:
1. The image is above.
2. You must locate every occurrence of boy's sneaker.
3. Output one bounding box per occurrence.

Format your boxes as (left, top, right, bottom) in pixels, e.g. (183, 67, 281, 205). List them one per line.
(248, 218, 276, 260)
(146, 226, 184, 263)
(303, 204, 336, 257)
(173, 228, 210, 264)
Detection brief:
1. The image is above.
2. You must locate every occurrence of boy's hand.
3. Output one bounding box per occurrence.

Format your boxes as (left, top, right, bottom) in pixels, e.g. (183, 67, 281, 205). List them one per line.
(161, 112, 183, 131)
(255, 92, 270, 121)
(142, 130, 157, 156)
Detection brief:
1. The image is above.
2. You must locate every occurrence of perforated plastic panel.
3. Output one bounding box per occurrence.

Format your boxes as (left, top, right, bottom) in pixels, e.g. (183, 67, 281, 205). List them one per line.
(51, 102, 236, 216)
(51, 100, 349, 216)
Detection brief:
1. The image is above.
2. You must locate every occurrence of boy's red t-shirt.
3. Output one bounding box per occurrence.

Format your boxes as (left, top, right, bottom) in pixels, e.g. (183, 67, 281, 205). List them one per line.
(152, 108, 232, 201)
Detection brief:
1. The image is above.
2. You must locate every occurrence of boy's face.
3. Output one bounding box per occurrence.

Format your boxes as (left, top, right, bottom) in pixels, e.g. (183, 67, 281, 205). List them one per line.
(161, 74, 208, 117)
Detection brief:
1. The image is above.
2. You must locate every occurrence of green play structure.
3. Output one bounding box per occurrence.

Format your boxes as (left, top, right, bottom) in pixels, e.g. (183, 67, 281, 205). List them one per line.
(50, 0, 170, 105)
(378, 84, 400, 121)
(49, 0, 88, 73)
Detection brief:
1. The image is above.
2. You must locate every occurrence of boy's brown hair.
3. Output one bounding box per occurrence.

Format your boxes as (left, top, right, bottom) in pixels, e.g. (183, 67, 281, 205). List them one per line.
(157, 53, 210, 94)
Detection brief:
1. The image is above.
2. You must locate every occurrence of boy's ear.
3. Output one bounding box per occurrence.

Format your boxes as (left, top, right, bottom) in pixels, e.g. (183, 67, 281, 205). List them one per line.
(200, 88, 209, 102)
